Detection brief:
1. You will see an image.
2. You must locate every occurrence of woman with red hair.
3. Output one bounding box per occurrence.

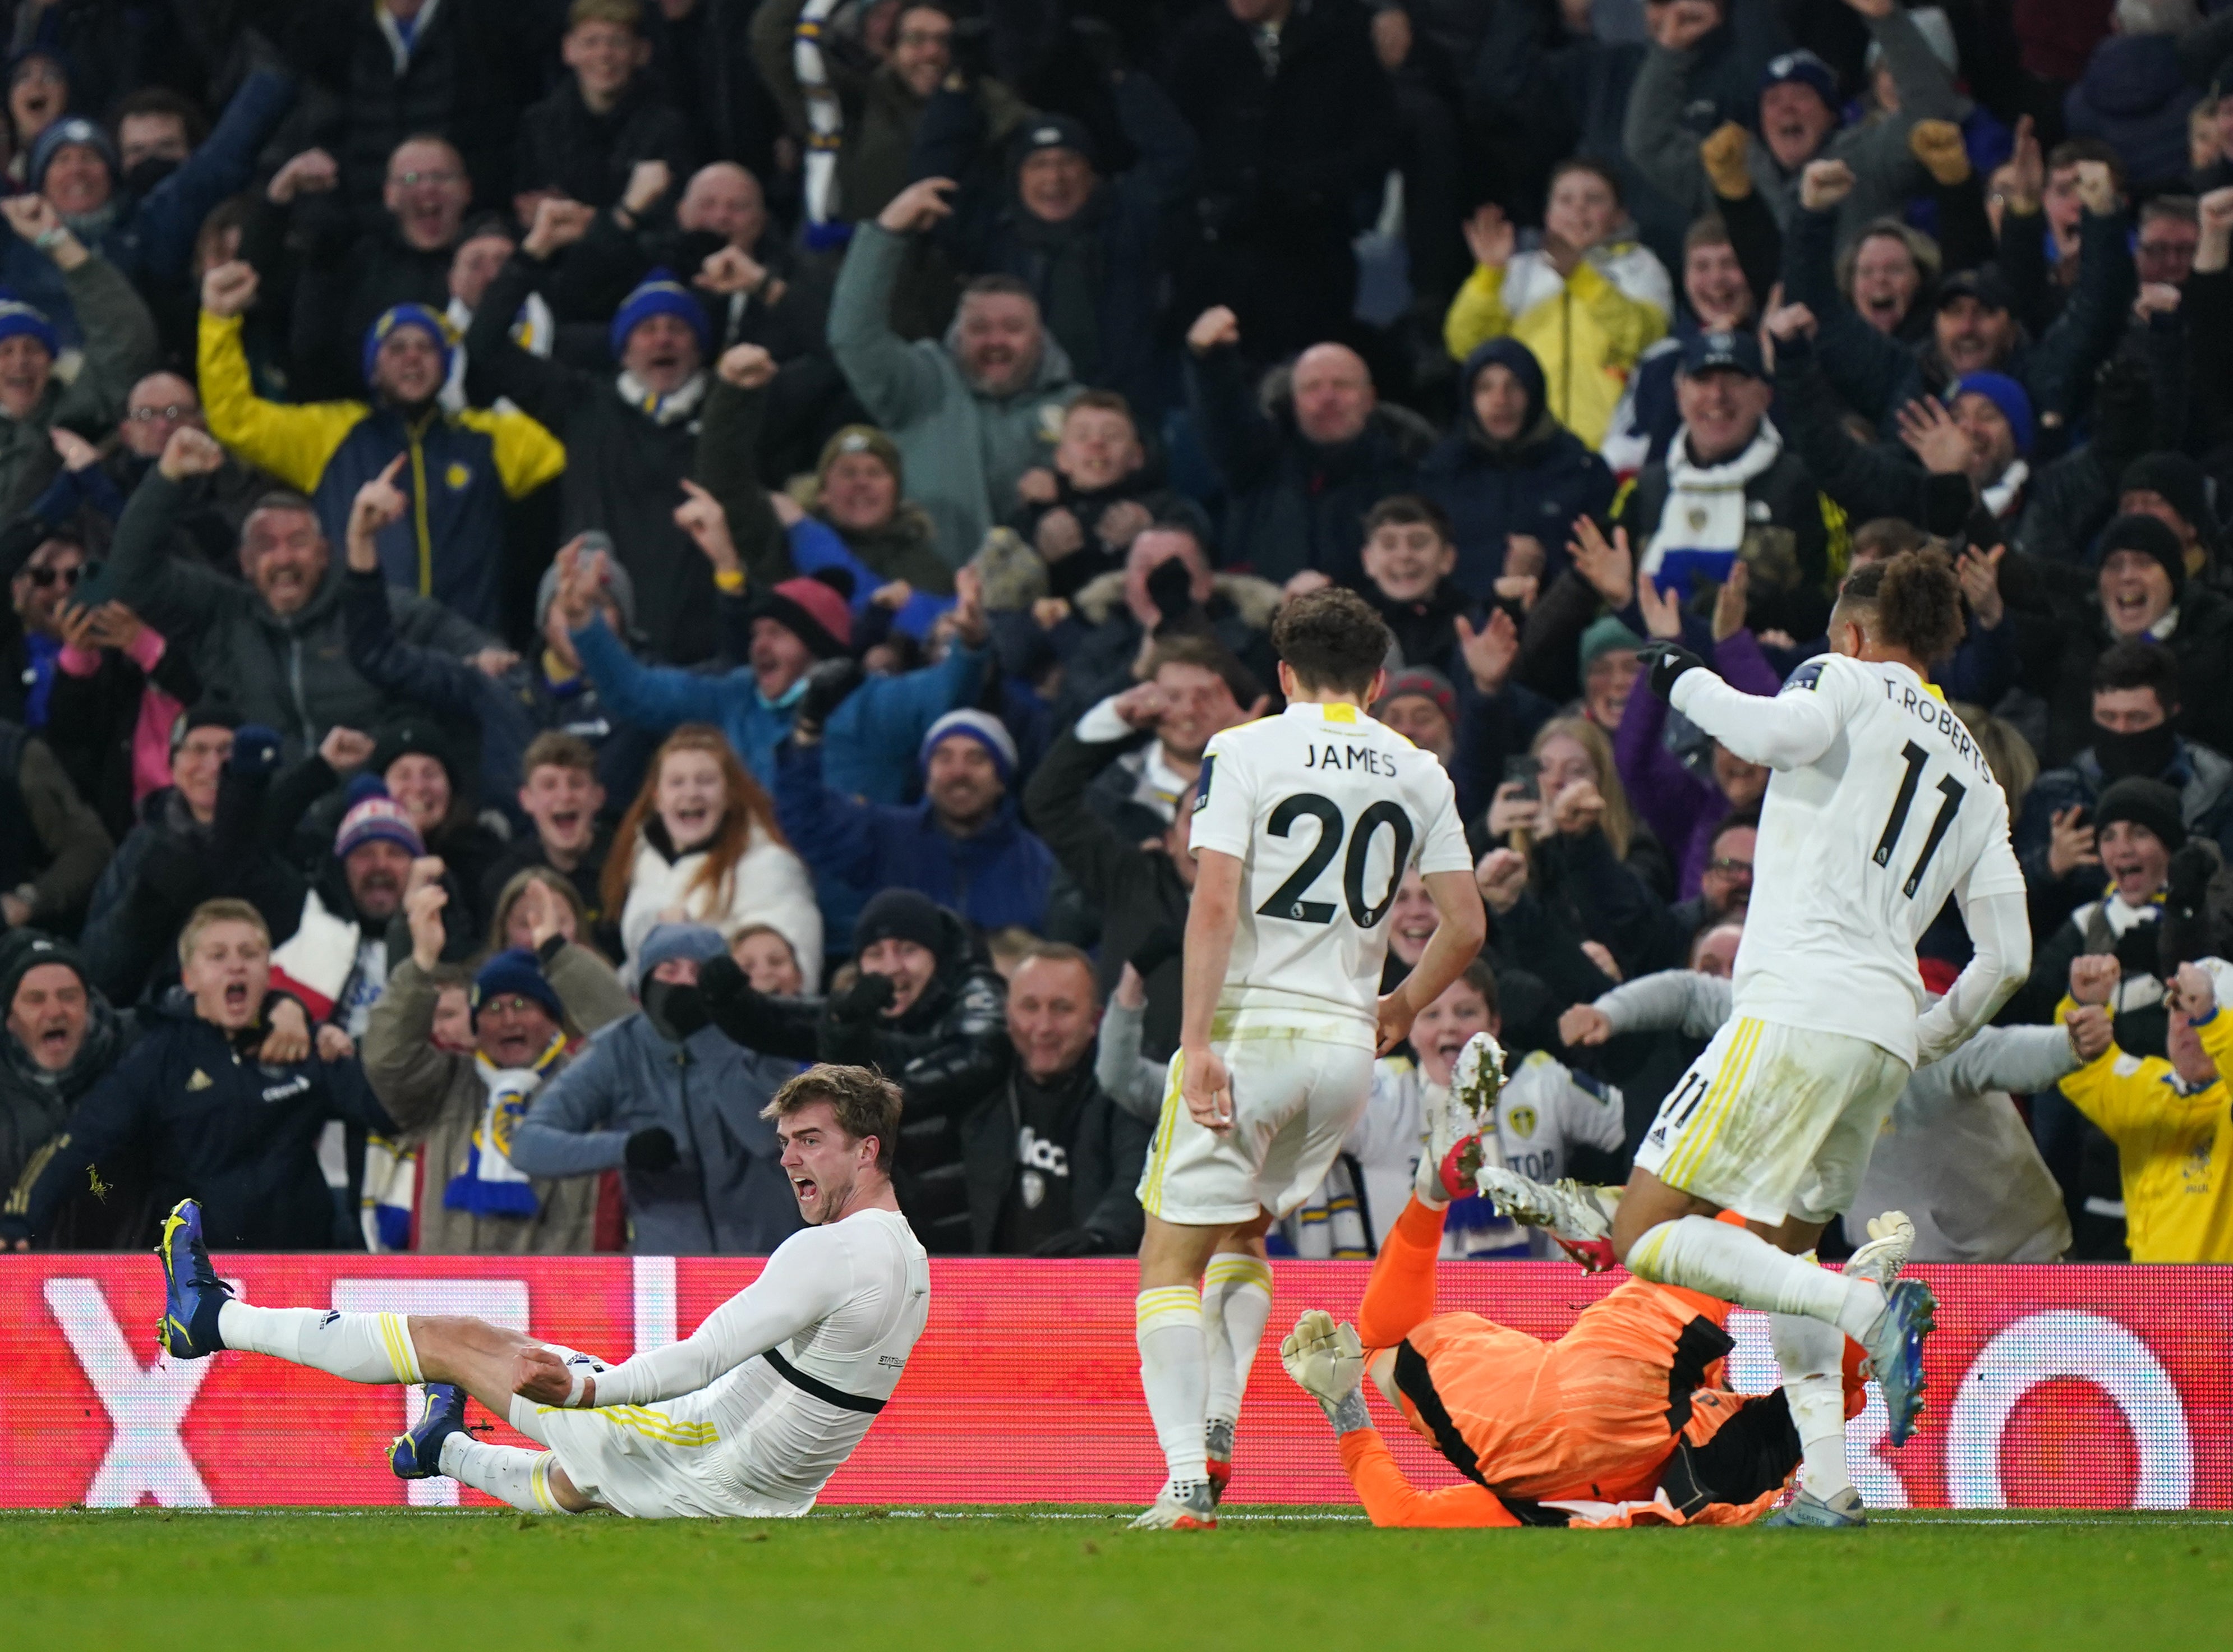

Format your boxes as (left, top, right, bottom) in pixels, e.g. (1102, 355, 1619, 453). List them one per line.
(605, 725, 823, 983)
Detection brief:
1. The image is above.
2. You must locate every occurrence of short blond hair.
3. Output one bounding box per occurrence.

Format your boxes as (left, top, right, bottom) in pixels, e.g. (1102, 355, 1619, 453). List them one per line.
(759, 1064, 903, 1171)
(568, 0, 641, 30)
(177, 899, 271, 970)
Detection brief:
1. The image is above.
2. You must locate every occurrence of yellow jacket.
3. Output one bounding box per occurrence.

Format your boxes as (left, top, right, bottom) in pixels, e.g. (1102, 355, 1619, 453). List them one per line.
(197, 312, 564, 625)
(2056, 996, 2233, 1262)
(1443, 242, 1670, 449)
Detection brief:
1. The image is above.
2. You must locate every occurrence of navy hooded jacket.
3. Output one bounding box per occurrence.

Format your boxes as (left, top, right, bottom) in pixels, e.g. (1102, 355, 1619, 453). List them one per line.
(772, 737, 1057, 938)
(1416, 339, 1615, 600)
(0, 990, 390, 1249)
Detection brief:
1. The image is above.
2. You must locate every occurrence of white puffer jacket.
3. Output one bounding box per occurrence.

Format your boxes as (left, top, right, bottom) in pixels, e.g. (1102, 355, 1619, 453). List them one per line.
(618, 822, 823, 984)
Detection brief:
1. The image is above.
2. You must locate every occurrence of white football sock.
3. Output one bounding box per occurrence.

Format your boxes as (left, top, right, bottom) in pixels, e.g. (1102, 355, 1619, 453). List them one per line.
(439, 1434, 572, 1515)
(217, 1304, 421, 1383)
(1201, 1254, 1273, 1428)
(1626, 1217, 1885, 1341)
(1771, 1308, 1852, 1500)
(1136, 1286, 1208, 1484)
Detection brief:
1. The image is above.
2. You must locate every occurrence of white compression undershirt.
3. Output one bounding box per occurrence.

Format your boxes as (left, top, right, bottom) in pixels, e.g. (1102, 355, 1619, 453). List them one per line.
(584, 1208, 926, 1409)
(1912, 884, 2032, 1065)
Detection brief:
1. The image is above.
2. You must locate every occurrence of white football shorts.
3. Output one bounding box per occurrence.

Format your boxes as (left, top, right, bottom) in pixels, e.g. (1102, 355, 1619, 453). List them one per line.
(1629, 1015, 1910, 1226)
(505, 1346, 828, 1520)
(1136, 1032, 1376, 1227)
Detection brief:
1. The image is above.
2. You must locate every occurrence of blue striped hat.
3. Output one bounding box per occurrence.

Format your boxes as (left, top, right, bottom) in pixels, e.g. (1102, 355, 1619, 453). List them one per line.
(0, 293, 58, 357)
(610, 268, 709, 360)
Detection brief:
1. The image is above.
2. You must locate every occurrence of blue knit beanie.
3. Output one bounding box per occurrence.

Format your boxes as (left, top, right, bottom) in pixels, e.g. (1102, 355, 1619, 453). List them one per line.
(29, 117, 114, 192)
(1761, 49, 1840, 114)
(471, 947, 564, 1025)
(0, 292, 59, 357)
(362, 303, 454, 390)
(610, 269, 710, 360)
(1949, 371, 2034, 458)
(920, 709, 1017, 781)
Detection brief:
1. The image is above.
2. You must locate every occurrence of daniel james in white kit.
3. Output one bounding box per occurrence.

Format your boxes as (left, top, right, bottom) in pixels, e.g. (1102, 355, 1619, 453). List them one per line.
(153, 1064, 930, 1518)
(1131, 587, 1486, 1529)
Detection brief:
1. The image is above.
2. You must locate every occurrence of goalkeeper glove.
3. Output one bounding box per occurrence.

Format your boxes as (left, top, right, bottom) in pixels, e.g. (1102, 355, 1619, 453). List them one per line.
(1279, 1309, 1370, 1434)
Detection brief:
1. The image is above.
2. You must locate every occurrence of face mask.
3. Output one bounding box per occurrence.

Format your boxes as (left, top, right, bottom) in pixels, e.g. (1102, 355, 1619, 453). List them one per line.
(2094, 720, 2176, 784)
(642, 978, 708, 1042)
(1145, 556, 1195, 623)
(124, 157, 179, 197)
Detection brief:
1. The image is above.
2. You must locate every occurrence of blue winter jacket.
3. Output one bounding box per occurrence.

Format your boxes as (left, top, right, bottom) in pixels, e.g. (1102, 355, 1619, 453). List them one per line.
(570, 612, 987, 804)
(773, 738, 1057, 936)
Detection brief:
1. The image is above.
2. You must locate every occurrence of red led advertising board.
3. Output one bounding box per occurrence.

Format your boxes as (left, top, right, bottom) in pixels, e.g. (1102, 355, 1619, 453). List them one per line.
(4, 1258, 2224, 1510)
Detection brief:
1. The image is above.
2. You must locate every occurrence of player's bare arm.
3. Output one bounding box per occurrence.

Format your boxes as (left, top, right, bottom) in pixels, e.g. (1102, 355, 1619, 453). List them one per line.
(1374, 868, 1486, 1053)
(1178, 846, 1245, 1131)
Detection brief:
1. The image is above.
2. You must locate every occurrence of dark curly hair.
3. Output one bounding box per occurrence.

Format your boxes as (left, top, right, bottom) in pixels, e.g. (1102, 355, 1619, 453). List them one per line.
(1836, 547, 1964, 665)
(1272, 587, 1394, 697)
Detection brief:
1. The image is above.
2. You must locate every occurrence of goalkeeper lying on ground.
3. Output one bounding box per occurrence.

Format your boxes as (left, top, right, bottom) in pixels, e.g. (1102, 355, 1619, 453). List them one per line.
(1279, 1037, 1909, 1529)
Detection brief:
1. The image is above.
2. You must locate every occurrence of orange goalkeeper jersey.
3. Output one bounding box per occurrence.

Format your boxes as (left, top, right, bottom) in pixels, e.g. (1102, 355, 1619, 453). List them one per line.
(1334, 1196, 1858, 1527)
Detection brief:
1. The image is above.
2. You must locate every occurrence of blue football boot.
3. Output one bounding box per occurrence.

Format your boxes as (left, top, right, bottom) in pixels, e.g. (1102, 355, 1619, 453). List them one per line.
(1863, 1277, 1938, 1447)
(154, 1199, 230, 1360)
(390, 1382, 472, 1480)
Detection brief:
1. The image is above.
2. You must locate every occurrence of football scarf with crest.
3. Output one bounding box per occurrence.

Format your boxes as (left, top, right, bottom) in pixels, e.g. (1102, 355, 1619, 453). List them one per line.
(1640, 421, 1784, 597)
(444, 1032, 568, 1218)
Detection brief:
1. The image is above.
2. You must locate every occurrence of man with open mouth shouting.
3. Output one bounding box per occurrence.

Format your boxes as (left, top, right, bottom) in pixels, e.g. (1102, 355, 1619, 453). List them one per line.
(153, 1062, 929, 1521)
(2, 899, 393, 1251)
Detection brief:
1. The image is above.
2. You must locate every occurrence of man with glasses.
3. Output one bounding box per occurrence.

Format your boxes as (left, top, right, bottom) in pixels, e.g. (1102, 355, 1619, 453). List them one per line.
(750, 0, 1026, 229)
(284, 136, 480, 401)
(1672, 812, 1756, 944)
(296, 0, 543, 226)
(98, 372, 275, 568)
(2135, 198, 2200, 289)
(1, 530, 183, 841)
(2, 536, 86, 738)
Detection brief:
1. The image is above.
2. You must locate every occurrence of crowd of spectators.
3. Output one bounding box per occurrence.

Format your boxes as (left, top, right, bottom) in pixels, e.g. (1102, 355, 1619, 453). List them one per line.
(4, 0, 2233, 1265)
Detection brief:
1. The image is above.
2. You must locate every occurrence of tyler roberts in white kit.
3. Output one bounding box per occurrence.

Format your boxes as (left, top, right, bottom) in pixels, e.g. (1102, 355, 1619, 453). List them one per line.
(1606, 547, 2031, 1529)
(154, 1064, 929, 1518)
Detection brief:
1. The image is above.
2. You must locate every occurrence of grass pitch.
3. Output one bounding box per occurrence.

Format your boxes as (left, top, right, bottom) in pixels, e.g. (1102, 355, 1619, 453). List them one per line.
(7, 1507, 2230, 1650)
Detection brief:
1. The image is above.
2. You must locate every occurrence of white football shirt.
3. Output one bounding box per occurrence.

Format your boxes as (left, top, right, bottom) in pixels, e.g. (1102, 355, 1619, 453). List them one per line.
(1189, 702, 1472, 1044)
(1671, 653, 2027, 1066)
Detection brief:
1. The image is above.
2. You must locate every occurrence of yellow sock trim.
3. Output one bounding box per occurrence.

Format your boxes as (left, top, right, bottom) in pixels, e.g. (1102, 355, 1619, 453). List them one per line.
(529, 1452, 560, 1513)
(1136, 1286, 1203, 1335)
(1203, 1254, 1274, 1294)
(1627, 1220, 1677, 1283)
(378, 1313, 423, 1384)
